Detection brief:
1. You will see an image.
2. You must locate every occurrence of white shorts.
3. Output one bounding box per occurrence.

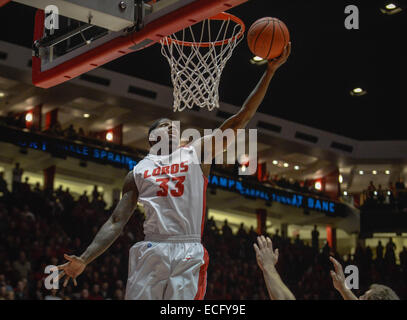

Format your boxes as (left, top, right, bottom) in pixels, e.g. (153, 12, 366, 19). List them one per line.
(124, 236, 209, 300)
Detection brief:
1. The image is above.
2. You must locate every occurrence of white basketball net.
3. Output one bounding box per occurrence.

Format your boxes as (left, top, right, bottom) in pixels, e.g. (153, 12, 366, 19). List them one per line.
(160, 15, 244, 112)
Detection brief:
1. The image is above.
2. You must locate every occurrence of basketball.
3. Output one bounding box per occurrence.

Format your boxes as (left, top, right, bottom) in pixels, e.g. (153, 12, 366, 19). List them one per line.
(247, 17, 290, 60)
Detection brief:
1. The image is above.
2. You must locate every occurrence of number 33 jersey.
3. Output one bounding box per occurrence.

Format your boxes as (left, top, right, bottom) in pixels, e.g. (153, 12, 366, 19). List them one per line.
(133, 146, 208, 238)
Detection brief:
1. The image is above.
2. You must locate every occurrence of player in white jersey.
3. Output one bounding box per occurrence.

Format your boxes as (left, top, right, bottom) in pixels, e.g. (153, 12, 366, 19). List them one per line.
(56, 43, 291, 300)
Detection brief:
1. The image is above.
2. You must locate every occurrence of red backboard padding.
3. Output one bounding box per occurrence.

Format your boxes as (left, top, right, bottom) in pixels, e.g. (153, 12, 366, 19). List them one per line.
(0, 0, 12, 7)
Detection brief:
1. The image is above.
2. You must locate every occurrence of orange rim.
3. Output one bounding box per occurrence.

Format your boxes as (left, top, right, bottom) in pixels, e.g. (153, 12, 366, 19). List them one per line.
(162, 12, 245, 47)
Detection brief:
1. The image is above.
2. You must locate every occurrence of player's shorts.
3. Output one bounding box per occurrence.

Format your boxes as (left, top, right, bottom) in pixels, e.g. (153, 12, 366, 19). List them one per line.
(124, 234, 209, 300)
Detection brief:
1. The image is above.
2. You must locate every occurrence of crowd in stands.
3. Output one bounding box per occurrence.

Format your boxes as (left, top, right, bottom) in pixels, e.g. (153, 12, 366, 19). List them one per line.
(1, 111, 336, 203)
(266, 175, 327, 198)
(0, 169, 406, 300)
(0, 112, 138, 155)
(216, 163, 331, 200)
(362, 178, 407, 212)
(204, 219, 407, 300)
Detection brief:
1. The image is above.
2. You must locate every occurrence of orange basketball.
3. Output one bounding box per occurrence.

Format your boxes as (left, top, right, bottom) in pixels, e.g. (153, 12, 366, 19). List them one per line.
(247, 17, 290, 60)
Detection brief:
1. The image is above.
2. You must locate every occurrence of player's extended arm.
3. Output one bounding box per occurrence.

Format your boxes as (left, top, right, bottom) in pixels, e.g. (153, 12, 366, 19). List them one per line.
(57, 171, 139, 286)
(194, 43, 291, 163)
(254, 236, 295, 300)
(219, 42, 291, 135)
(329, 256, 358, 300)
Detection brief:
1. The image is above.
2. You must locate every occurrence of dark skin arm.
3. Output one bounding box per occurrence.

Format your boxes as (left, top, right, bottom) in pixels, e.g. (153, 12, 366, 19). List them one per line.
(254, 236, 295, 300)
(56, 171, 139, 287)
(191, 43, 292, 176)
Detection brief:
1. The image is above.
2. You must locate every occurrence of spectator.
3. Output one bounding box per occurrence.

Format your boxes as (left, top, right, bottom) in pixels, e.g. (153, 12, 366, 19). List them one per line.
(80, 289, 89, 300)
(113, 289, 124, 300)
(377, 184, 385, 204)
(64, 124, 77, 140)
(222, 219, 233, 238)
(49, 121, 63, 136)
(311, 225, 319, 251)
(33, 182, 41, 193)
(12, 162, 23, 192)
(12, 251, 31, 279)
(22, 205, 35, 221)
(89, 284, 103, 300)
(55, 185, 64, 198)
(0, 285, 7, 300)
(294, 234, 303, 247)
(385, 238, 396, 265)
(78, 128, 86, 137)
(100, 282, 110, 299)
(92, 185, 99, 202)
(387, 182, 395, 205)
(376, 241, 383, 260)
(367, 181, 376, 199)
(79, 190, 89, 203)
(237, 223, 247, 238)
(21, 177, 31, 193)
(0, 171, 8, 196)
(14, 280, 28, 300)
(400, 247, 407, 268)
(395, 178, 405, 191)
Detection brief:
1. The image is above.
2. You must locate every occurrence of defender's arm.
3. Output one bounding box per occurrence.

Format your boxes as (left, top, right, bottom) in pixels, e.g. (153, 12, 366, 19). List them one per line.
(254, 236, 296, 300)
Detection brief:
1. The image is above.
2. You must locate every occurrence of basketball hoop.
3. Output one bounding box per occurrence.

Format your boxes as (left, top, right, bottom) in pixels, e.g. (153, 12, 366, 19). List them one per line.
(160, 12, 245, 112)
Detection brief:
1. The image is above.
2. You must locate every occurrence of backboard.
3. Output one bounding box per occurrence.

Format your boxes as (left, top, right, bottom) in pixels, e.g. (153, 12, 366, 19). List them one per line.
(9, 0, 249, 88)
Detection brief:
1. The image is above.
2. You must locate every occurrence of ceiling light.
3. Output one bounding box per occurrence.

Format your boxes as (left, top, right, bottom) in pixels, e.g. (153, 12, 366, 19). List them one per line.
(339, 174, 343, 183)
(283, 163, 289, 168)
(385, 170, 390, 175)
(294, 165, 300, 170)
(359, 170, 364, 175)
(250, 56, 268, 65)
(381, 3, 402, 14)
(350, 87, 367, 96)
(272, 160, 278, 165)
(106, 132, 114, 142)
(372, 170, 377, 175)
(0, 92, 5, 98)
(83, 113, 90, 118)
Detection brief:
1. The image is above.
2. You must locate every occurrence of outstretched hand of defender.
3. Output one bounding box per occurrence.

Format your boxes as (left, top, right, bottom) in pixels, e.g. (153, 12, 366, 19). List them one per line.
(329, 256, 347, 291)
(268, 42, 291, 70)
(56, 254, 87, 287)
(253, 236, 279, 272)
